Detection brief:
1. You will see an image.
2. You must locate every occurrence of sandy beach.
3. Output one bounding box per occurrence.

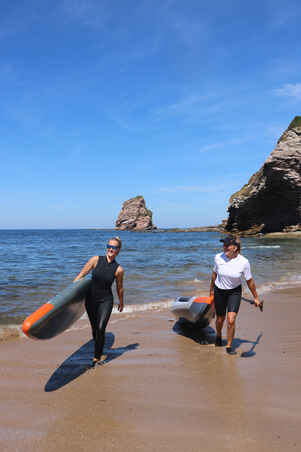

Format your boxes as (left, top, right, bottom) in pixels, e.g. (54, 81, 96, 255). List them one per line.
(1, 287, 301, 452)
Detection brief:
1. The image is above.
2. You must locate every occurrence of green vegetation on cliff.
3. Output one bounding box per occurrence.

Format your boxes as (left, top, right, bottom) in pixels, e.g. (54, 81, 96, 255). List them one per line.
(128, 195, 144, 202)
(146, 208, 153, 218)
(229, 167, 264, 203)
(288, 116, 301, 129)
(278, 116, 301, 143)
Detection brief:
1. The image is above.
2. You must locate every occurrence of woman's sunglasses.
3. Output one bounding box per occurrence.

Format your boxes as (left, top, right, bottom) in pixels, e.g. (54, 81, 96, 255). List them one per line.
(106, 244, 119, 250)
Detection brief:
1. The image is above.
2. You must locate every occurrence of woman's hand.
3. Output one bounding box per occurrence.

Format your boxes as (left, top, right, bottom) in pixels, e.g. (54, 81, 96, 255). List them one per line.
(115, 266, 124, 313)
(254, 297, 264, 311)
(253, 297, 261, 307)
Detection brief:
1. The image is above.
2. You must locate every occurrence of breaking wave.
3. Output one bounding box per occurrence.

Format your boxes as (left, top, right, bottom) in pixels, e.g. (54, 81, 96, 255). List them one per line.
(0, 325, 24, 342)
(245, 245, 281, 249)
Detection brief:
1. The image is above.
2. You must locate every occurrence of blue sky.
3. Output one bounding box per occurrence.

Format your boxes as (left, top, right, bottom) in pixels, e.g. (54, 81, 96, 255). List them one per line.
(1, 0, 301, 228)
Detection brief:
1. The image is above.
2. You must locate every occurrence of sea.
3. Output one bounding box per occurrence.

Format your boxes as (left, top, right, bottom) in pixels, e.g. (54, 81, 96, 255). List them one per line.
(1, 229, 301, 337)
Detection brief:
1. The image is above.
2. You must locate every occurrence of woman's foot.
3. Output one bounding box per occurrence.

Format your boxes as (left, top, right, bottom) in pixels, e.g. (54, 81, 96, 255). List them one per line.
(91, 358, 100, 367)
(226, 346, 237, 355)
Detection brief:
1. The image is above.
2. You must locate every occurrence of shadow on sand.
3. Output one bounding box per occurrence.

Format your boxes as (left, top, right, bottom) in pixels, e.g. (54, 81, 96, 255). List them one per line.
(234, 333, 263, 357)
(173, 318, 263, 358)
(45, 332, 139, 392)
(172, 319, 216, 345)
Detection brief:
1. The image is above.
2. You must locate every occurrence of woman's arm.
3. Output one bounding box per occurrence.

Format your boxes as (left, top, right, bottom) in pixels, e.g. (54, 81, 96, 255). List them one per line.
(115, 266, 124, 312)
(73, 256, 98, 282)
(210, 271, 217, 297)
(246, 278, 261, 307)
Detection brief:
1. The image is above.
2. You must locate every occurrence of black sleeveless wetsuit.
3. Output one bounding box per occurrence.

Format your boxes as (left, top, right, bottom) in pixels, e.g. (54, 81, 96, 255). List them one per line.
(85, 256, 119, 360)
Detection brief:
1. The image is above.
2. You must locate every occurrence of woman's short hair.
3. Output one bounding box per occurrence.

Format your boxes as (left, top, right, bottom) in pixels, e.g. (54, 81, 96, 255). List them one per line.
(110, 236, 122, 249)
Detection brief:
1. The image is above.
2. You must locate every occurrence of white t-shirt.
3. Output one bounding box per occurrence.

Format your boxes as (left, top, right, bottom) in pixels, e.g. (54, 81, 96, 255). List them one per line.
(213, 252, 252, 290)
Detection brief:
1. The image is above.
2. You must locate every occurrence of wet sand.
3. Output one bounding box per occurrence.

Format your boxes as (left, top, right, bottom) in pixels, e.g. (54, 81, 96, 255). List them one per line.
(1, 287, 301, 452)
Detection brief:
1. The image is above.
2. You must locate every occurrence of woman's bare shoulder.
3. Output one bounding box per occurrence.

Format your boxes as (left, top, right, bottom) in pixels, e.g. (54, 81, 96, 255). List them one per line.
(116, 264, 124, 275)
(89, 255, 99, 266)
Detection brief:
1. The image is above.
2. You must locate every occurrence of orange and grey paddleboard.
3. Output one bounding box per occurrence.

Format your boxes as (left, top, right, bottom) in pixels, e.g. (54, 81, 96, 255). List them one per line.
(22, 278, 91, 340)
(170, 295, 215, 327)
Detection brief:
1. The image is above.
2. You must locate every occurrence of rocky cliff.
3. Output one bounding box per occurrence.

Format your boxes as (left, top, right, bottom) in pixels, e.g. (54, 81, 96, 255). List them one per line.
(115, 196, 156, 231)
(226, 116, 301, 235)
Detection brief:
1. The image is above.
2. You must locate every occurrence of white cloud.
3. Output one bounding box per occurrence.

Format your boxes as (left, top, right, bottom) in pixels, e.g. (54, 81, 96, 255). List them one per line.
(273, 83, 301, 100)
(199, 138, 248, 153)
(157, 95, 203, 114)
(199, 142, 224, 153)
(154, 94, 223, 121)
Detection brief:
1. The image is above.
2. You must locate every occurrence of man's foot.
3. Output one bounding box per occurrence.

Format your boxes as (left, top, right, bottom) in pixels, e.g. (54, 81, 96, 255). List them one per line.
(226, 346, 237, 355)
(215, 336, 223, 347)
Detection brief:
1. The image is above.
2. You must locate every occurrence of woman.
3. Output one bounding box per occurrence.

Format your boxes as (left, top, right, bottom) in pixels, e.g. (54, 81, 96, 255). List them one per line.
(74, 236, 124, 366)
(209, 236, 261, 355)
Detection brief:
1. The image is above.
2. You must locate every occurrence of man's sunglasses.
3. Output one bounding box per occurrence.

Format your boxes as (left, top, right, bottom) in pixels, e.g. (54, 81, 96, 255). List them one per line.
(106, 244, 119, 250)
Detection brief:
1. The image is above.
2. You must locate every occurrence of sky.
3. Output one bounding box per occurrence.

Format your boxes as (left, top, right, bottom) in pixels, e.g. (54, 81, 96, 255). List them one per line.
(1, 0, 301, 229)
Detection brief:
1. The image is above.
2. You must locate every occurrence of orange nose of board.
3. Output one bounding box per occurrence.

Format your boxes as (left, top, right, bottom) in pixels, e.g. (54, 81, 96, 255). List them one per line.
(22, 303, 55, 337)
(193, 296, 214, 304)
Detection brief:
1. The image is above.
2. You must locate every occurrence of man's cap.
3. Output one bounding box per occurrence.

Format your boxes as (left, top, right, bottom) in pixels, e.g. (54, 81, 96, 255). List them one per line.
(220, 236, 239, 247)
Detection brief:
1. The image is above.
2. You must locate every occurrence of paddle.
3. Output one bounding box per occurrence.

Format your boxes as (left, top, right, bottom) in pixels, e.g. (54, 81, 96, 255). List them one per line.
(242, 297, 264, 312)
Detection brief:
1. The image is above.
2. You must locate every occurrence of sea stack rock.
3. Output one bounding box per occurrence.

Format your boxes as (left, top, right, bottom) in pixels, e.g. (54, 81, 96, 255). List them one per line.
(115, 196, 156, 231)
(226, 116, 301, 235)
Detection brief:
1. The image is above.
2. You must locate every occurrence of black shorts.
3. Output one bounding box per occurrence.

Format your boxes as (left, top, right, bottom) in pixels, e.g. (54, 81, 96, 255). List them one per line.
(214, 285, 242, 316)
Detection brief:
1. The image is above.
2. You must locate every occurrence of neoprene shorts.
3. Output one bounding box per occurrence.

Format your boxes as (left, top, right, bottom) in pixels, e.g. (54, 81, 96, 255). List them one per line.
(214, 284, 242, 316)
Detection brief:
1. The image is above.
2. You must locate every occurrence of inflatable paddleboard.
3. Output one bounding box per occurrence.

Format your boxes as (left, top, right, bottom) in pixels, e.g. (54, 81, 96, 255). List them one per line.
(22, 278, 92, 340)
(171, 295, 215, 328)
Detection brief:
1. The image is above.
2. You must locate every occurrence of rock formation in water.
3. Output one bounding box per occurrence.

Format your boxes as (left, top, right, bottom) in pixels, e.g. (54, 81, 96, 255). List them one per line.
(115, 196, 156, 231)
(226, 116, 301, 235)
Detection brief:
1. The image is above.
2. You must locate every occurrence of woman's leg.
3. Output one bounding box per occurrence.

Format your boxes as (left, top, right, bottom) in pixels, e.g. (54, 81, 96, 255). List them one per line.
(214, 286, 227, 345)
(85, 297, 97, 341)
(226, 286, 242, 351)
(94, 300, 114, 360)
(226, 311, 237, 348)
(215, 315, 225, 338)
